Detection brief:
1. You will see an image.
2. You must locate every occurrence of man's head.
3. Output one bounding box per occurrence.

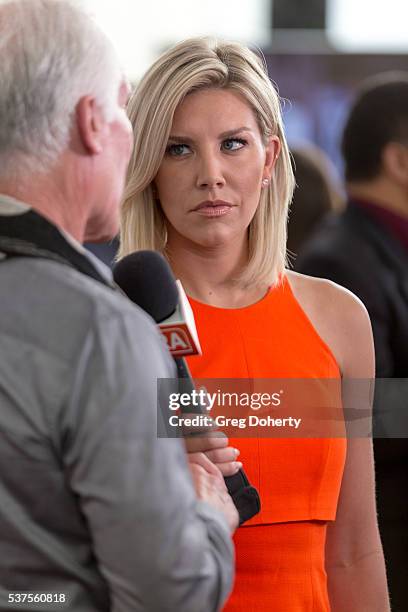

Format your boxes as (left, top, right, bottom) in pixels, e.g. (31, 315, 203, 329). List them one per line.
(0, 0, 133, 241)
(342, 72, 408, 193)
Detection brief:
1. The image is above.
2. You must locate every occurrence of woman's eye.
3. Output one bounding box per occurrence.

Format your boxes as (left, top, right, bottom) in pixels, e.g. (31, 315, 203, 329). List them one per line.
(166, 143, 190, 156)
(222, 138, 247, 152)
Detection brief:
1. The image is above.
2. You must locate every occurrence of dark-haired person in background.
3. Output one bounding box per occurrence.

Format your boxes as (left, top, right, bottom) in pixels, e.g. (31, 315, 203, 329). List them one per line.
(287, 144, 343, 257)
(296, 73, 408, 611)
(0, 1, 236, 610)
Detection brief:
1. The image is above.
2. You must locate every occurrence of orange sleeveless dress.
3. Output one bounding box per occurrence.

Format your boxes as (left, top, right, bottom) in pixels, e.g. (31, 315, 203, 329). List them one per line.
(186, 275, 346, 611)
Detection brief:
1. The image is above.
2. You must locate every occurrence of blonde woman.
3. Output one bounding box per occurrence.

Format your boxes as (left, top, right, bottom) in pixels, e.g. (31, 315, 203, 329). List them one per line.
(120, 38, 389, 611)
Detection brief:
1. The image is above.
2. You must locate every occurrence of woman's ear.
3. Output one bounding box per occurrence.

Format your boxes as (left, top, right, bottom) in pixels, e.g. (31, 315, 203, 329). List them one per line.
(263, 135, 281, 181)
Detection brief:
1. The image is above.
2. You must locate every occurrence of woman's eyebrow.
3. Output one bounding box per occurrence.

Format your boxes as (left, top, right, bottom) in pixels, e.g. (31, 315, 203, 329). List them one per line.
(218, 127, 252, 138)
(168, 127, 253, 143)
(167, 135, 195, 144)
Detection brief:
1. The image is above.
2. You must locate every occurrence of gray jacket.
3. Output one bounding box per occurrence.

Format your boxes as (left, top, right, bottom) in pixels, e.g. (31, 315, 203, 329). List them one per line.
(0, 200, 233, 612)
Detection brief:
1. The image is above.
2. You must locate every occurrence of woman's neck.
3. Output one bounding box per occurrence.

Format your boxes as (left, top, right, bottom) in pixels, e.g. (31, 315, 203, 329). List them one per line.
(165, 236, 268, 308)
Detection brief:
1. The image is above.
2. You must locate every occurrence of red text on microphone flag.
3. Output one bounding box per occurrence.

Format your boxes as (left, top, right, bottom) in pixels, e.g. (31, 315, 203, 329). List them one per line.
(160, 324, 197, 356)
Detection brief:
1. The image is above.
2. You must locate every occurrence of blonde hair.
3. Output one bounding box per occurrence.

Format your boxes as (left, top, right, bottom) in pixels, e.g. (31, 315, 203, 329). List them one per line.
(119, 37, 295, 287)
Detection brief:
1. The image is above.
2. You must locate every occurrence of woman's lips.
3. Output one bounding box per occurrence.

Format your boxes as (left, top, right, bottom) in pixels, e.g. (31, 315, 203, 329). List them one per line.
(193, 200, 235, 217)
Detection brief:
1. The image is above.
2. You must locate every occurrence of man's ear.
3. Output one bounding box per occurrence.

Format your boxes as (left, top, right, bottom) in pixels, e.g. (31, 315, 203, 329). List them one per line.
(75, 95, 105, 155)
(263, 135, 281, 181)
(382, 141, 408, 186)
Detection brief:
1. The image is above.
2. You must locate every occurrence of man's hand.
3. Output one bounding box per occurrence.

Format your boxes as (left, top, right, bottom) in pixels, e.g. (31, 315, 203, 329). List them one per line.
(184, 432, 242, 477)
(188, 458, 239, 533)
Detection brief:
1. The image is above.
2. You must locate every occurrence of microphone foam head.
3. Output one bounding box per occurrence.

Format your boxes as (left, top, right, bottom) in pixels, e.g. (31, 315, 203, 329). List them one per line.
(113, 251, 178, 323)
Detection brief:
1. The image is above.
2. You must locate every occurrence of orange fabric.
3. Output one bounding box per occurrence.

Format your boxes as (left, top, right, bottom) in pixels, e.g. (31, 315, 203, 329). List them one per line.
(186, 276, 347, 611)
(229, 522, 330, 611)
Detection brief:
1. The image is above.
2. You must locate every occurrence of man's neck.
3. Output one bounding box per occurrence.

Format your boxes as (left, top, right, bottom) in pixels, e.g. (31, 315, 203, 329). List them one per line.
(0, 176, 87, 243)
(347, 179, 408, 220)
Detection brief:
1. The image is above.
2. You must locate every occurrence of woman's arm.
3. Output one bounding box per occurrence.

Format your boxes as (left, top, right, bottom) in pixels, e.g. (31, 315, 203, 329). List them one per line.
(324, 286, 390, 611)
(326, 438, 389, 611)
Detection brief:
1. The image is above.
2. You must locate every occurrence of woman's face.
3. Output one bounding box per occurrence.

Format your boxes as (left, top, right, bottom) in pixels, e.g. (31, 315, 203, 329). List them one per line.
(154, 88, 279, 251)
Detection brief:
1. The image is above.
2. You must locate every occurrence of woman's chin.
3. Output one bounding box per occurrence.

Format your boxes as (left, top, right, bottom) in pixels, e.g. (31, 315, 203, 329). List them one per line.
(193, 232, 237, 250)
(168, 225, 244, 251)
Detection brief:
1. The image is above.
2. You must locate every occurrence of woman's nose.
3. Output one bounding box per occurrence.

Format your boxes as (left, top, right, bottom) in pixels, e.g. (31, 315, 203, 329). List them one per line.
(196, 152, 226, 189)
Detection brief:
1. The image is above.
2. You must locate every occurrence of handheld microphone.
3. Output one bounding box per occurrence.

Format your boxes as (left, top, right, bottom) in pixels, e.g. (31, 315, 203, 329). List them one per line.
(113, 251, 201, 357)
(113, 250, 260, 525)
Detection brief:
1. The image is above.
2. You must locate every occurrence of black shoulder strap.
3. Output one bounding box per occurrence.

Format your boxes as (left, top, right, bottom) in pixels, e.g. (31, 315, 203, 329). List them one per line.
(0, 210, 115, 289)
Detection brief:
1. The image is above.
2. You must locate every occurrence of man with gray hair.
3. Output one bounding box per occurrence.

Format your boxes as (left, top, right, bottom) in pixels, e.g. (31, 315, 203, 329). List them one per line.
(0, 1, 236, 611)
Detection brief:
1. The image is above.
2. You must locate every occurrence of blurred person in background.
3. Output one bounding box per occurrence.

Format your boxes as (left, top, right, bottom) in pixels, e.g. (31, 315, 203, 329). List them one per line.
(0, 2, 237, 610)
(296, 73, 408, 611)
(120, 37, 389, 611)
(85, 237, 119, 268)
(287, 145, 343, 257)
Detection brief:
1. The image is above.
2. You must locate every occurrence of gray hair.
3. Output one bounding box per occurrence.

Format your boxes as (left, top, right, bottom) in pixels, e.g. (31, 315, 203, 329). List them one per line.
(0, 0, 122, 177)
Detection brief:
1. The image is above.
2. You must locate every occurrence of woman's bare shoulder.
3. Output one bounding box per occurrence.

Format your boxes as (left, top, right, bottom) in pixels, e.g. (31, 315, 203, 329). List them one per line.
(285, 270, 374, 376)
(286, 269, 365, 310)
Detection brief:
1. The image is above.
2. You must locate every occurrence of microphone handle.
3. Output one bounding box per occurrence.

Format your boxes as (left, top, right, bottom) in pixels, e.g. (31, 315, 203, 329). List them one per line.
(174, 358, 260, 525)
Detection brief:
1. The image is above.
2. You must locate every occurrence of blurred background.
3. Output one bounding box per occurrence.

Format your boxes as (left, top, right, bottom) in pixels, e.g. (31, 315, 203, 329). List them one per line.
(81, 0, 408, 262)
(79, 6, 407, 608)
(82, 0, 408, 173)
